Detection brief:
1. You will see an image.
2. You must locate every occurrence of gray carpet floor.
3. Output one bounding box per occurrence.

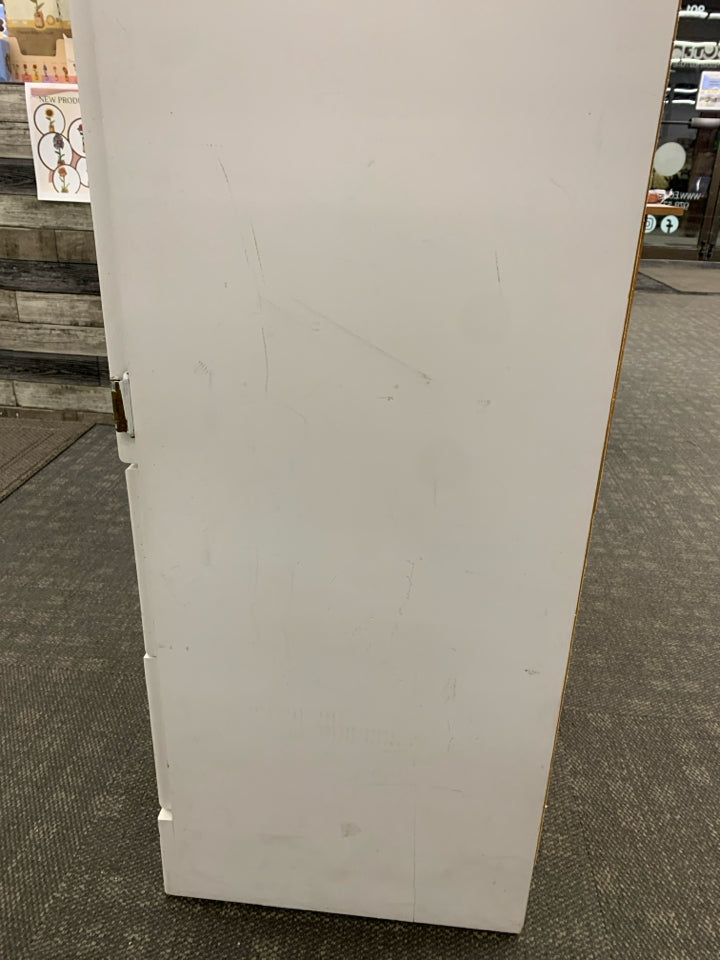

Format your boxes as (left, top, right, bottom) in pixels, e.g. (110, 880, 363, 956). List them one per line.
(1, 276, 719, 958)
(0, 416, 90, 502)
(640, 262, 720, 293)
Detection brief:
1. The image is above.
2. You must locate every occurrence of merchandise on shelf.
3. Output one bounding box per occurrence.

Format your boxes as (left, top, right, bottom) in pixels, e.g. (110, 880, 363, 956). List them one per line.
(0, 6, 9, 82)
(4, 0, 75, 83)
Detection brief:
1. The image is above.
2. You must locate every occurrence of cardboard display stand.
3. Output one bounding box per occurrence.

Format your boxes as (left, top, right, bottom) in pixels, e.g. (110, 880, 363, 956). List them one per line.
(72, 0, 678, 933)
(4, 0, 75, 83)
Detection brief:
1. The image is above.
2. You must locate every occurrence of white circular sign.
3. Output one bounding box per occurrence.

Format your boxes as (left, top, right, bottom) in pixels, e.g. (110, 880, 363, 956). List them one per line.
(76, 156, 89, 187)
(33, 102, 65, 135)
(645, 214, 657, 233)
(52, 163, 81, 195)
(660, 214, 680, 234)
(654, 142, 687, 178)
(38, 132, 72, 171)
(67, 117, 85, 158)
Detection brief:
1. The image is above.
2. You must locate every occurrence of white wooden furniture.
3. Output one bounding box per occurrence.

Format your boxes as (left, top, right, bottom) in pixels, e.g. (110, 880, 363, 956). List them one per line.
(73, 0, 678, 932)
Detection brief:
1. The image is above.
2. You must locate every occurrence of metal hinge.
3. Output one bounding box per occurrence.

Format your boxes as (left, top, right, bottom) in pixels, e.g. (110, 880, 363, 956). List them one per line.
(110, 372, 135, 437)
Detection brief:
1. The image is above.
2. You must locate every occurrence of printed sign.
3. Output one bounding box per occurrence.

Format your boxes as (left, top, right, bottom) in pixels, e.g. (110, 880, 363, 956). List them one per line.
(25, 82, 89, 202)
(697, 70, 720, 110)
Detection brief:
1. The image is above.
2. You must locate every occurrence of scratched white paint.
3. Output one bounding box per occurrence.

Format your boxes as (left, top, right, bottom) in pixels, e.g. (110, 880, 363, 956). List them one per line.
(72, 1, 677, 932)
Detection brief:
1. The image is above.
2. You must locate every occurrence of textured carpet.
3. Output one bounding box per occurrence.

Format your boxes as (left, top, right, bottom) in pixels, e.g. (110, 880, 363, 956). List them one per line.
(639, 261, 720, 294)
(1, 285, 719, 959)
(0, 416, 91, 501)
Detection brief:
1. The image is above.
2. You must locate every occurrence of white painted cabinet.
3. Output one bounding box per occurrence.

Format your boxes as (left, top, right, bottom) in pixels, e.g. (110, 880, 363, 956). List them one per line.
(72, 1, 677, 932)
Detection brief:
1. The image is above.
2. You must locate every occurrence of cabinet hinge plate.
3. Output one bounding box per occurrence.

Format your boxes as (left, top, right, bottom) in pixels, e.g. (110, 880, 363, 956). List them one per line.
(110, 372, 135, 437)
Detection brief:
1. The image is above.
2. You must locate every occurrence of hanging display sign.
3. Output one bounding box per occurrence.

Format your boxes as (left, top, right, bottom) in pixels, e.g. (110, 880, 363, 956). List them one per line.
(25, 82, 89, 202)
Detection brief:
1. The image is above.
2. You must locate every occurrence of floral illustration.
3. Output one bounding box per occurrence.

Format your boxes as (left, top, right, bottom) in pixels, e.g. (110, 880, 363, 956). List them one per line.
(53, 132, 66, 166)
(28, 87, 89, 203)
(32, 1, 45, 28)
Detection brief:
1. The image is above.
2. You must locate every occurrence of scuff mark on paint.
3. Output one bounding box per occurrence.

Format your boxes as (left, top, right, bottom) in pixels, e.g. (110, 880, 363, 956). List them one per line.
(261, 326, 269, 395)
(218, 157, 231, 189)
(251, 223, 264, 280)
(292, 298, 432, 384)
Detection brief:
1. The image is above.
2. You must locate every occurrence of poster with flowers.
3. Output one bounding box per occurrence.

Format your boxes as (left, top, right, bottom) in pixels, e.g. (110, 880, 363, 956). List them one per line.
(25, 82, 89, 202)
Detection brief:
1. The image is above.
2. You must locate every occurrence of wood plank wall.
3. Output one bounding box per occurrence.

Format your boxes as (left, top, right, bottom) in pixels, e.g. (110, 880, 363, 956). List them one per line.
(0, 84, 111, 416)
